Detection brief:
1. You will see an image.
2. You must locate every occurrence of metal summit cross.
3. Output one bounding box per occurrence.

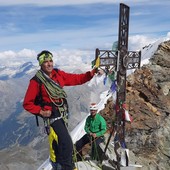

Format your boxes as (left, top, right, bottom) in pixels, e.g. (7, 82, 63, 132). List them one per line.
(95, 3, 141, 169)
(95, 3, 141, 104)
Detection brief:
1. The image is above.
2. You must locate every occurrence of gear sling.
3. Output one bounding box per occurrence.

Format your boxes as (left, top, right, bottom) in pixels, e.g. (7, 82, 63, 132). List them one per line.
(33, 69, 74, 170)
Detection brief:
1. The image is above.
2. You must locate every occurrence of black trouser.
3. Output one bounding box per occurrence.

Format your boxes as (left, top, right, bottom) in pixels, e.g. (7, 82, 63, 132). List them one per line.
(50, 107, 73, 170)
(75, 133, 104, 161)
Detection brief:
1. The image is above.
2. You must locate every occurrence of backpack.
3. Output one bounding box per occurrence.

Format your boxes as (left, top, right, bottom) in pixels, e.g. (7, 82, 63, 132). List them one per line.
(31, 75, 43, 126)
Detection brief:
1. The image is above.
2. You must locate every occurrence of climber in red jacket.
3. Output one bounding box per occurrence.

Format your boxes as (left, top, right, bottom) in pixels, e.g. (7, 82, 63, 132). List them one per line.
(23, 50, 97, 170)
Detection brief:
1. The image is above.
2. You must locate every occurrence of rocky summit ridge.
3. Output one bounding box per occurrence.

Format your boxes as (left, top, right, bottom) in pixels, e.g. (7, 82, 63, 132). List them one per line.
(100, 40, 170, 170)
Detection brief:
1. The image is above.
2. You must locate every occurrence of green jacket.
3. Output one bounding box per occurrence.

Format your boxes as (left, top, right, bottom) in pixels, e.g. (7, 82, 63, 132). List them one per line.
(84, 113, 107, 137)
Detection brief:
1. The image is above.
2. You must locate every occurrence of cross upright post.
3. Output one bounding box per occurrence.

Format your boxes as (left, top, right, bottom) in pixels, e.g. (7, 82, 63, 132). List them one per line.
(95, 3, 141, 168)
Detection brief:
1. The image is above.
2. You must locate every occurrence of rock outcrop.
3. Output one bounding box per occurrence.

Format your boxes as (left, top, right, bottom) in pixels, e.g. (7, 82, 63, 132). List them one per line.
(101, 40, 170, 169)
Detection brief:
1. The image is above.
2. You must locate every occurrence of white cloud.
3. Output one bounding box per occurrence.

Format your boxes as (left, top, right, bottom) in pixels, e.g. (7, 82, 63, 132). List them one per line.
(129, 35, 157, 51)
(0, 48, 93, 71)
(0, 49, 37, 67)
(17, 49, 36, 58)
(0, 33, 169, 68)
(167, 32, 170, 39)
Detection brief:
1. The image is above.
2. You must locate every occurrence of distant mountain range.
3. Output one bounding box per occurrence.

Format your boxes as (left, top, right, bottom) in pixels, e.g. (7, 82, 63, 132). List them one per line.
(0, 62, 36, 80)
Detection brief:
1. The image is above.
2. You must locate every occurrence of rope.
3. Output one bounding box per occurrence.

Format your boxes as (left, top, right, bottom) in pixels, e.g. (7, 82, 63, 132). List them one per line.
(36, 70, 67, 99)
(90, 136, 100, 161)
(73, 134, 108, 170)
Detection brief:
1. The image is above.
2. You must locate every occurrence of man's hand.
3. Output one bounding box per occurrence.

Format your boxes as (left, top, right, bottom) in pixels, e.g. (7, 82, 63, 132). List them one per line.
(90, 133, 97, 138)
(90, 68, 104, 77)
(40, 109, 52, 117)
(97, 69, 104, 75)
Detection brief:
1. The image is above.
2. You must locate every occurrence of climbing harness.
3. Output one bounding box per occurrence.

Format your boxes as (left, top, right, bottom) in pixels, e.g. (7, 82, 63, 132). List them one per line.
(43, 118, 50, 135)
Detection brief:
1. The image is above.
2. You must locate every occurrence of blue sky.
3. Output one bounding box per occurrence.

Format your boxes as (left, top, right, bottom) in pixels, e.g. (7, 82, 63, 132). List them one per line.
(0, 0, 170, 68)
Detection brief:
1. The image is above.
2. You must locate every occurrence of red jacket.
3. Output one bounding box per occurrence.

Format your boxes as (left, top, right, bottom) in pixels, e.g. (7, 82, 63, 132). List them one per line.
(23, 69, 94, 114)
